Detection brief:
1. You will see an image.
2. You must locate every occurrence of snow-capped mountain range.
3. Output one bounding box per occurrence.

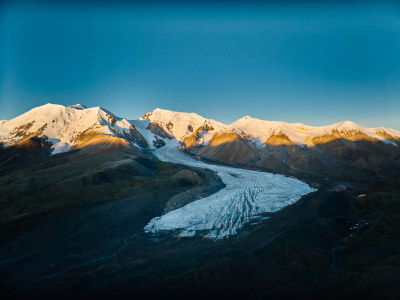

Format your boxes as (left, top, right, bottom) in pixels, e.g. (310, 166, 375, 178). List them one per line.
(1, 103, 400, 238)
(1, 103, 399, 153)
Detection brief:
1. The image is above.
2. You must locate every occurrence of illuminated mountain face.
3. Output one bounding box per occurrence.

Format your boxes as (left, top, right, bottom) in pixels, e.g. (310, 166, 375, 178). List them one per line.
(1, 104, 399, 182)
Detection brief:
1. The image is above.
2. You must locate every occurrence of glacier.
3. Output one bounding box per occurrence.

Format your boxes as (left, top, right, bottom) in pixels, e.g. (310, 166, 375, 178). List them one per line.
(144, 141, 316, 239)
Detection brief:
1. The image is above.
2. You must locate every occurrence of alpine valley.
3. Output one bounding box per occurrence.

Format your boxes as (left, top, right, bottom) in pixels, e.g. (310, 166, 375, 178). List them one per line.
(1, 103, 400, 299)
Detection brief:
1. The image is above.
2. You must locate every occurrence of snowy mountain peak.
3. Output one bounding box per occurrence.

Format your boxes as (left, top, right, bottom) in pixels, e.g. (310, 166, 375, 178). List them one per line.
(68, 104, 87, 110)
(1, 104, 399, 155)
(141, 108, 204, 121)
(227, 116, 400, 145)
(331, 120, 362, 130)
(0, 103, 136, 153)
(140, 108, 226, 141)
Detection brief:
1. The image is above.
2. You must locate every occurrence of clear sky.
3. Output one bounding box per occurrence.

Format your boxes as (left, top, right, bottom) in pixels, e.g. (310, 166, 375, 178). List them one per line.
(1, 0, 400, 129)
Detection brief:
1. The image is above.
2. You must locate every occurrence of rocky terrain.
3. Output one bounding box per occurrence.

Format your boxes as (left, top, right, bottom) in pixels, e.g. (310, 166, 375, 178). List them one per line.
(2, 105, 399, 184)
(139, 108, 400, 182)
(0, 104, 399, 298)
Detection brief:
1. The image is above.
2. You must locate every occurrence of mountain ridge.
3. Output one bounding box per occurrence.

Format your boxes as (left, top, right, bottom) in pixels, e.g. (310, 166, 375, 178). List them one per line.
(1, 103, 399, 152)
(1, 104, 400, 297)
(143, 107, 400, 146)
(1, 103, 400, 181)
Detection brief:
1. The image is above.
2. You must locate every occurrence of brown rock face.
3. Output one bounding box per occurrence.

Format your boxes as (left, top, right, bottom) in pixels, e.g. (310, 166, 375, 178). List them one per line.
(185, 125, 205, 148)
(209, 131, 239, 146)
(122, 125, 149, 148)
(16, 136, 53, 152)
(184, 122, 217, 148)
(185, 128, 400, 181)
(376, 130, 400, 145)
(146, 122, 172, 139)
(265, 132, 296, 146)
(74, 131, 130, 152)
(191, 131, 256, 164)
(11, 121, 35, 138)
(184, 126, 204, 148)
(166, 122, 174, 130)
(105, 113, 116, 126)
(312, 129, 377, 145)
(153, 136, 166, 148)
(140, 111, 152, 120)
(6, 122, 49, 146)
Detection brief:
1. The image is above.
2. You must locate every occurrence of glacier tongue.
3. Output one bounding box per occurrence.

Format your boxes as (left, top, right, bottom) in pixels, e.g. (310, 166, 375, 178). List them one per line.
(144, 141, 316, 240)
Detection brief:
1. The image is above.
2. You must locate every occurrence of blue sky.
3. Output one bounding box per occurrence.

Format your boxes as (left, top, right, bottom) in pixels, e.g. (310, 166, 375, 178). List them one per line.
(1, 0, 400, 128)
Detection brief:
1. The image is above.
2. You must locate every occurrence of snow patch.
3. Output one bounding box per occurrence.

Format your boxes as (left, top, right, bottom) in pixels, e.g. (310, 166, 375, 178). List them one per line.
(51, 142, 71, 155)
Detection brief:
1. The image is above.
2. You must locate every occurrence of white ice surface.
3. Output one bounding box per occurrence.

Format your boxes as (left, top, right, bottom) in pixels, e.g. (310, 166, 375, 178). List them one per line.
(144, 140, 316, 239)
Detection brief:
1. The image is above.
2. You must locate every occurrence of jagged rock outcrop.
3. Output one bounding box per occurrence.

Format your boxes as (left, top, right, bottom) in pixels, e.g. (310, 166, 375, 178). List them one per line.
(190, 131, 257, 165)
(265, 132, 296, 146)
(123, 125, 148, 148)
(153, 135, 166, 148)
(146, 122, 172, 139)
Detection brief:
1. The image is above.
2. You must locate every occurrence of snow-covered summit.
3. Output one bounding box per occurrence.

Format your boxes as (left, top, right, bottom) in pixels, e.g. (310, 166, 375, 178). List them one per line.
(140, 108, 226, 141)
(230, 117, 306, 144)
(229, 115, 400, 145)
(0, 103, 134, 153)
(136, 108, 400, 147)
(1, 104, 399, 154)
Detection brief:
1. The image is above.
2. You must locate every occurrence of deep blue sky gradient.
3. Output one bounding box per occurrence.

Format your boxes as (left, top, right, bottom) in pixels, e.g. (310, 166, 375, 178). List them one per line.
(1, 0, 400, 128)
